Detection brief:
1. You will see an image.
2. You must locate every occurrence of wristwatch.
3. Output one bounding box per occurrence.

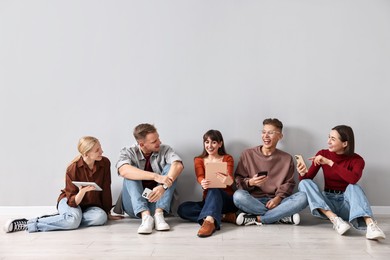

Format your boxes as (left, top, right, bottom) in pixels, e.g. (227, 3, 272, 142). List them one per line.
(162, 184, 168, 190)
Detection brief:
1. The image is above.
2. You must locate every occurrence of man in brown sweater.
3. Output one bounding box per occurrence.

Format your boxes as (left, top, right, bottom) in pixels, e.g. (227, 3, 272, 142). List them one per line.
(234, 118, 307, 225)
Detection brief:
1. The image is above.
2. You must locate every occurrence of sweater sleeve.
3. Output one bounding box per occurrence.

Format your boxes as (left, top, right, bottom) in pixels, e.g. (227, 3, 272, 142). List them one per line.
(275, 158, 296, 198)
(234, 152, 256, 192)
(194, 157, 205, 184)
(63, 164, 80, 208)
(331, 155, 364, 184)
(226, 155, 234, 179)
(299, 151, 322, 181)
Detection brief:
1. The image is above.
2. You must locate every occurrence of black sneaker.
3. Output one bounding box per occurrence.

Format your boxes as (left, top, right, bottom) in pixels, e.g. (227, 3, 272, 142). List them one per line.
(278, 213, 300, 225)
(236, 213, 262, 226)
(4, 218, 28, 233)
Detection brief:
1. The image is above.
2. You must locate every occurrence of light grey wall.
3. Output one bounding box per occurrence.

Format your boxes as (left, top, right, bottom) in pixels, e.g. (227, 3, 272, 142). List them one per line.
(1, 0, 389, 207)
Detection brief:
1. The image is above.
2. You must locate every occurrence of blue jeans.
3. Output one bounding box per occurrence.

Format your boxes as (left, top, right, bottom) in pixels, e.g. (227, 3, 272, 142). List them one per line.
(177, 188, 237, 229)
(298, 179, 373, 230)
(122, 164, 176, 218)
(233, 189, 308, 224)
(27, 198, 107, 233)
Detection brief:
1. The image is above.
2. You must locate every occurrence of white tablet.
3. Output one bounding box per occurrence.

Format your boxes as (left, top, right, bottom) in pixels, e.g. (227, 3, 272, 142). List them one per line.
(72, 181, 102, 191)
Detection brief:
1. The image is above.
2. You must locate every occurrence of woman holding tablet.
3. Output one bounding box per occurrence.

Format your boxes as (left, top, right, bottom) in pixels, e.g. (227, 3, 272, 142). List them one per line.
(298, 125, 386, 240)
(4, 136, 122, 233)
(177, 130, 237, 237)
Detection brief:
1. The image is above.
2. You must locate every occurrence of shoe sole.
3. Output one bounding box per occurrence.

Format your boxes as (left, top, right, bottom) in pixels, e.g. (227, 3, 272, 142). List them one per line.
(292, 214, 300, 225)
(155, 227, 170, 231)
(3, 219, 12, 233)
(197, 229, 216, 238)
(337, 225, 351, 235)
(137, 230, 153, 234)
(366, 234, 386, 240)
(236, 213, 246, 225)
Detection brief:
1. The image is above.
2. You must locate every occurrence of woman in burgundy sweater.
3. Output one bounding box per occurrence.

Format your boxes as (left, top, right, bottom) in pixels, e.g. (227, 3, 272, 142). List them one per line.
(297, 125, 385, 240)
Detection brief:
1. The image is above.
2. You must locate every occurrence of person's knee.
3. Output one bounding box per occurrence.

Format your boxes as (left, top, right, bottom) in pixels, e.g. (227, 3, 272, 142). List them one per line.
(91, 212, 108, 226)
(162, 164, 171, 175)
(345, 184, 361, 192)
(298, 179, 312, 191)
(345, 184, 363, 196)
(233, 190, 246, 204)
(206, 188, 218, 197)
(63, 212, 82, 229)
(86, 208, 108, 226)
(296, 192, 308, 205)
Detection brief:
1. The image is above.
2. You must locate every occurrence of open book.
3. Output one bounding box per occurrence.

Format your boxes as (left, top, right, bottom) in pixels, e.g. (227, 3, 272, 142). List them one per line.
(205, 162, 227, 188)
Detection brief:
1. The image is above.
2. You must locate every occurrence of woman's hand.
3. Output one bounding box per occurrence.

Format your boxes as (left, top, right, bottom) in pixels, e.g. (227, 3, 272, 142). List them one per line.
(266, 196, 282, 209)
(296, 161, 308, 176)
(75, 185, 96, 205)
(79, 185, 96, 193)
(309, 155, 334, 167)
(200, 178, 211, 190)
(216, 172, 233, 186)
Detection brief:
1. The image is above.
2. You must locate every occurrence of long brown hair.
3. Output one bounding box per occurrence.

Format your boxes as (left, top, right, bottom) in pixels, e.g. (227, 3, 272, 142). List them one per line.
(196, 130, 227, 158)
(332, 125, 355, 156)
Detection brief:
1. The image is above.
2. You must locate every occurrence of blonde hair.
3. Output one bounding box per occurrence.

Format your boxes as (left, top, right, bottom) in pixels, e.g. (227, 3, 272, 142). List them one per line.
(70, 136, 100, 165)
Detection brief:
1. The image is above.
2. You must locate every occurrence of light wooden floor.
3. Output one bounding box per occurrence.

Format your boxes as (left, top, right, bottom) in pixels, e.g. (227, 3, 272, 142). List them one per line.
(0, 210, 389, 259)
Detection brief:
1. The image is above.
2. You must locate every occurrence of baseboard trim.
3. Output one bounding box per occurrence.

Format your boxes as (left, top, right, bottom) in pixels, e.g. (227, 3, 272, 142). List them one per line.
(371, 206, 390, 215)
(1, 205, 390, 215)
(0, 206, 57, 216)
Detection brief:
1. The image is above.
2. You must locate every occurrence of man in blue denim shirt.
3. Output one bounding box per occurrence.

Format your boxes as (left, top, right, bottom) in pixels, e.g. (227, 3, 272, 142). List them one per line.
(113, 123, 183, 234)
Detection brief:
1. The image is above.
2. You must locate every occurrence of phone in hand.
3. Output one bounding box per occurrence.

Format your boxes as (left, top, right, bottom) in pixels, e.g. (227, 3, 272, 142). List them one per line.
(142, 188, 152, 199)
(257, 171, 268, 177)
(294, 155, 308, 175)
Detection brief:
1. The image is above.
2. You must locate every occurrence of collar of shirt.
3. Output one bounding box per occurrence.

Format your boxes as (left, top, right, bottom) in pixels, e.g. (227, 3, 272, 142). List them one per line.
(76, 156, 103, 172)
(135, 145, 158, 161)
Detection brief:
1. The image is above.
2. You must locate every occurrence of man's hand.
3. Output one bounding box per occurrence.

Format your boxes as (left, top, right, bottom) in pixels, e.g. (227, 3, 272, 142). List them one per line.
(154, 175, 173, 187)
(266, 196, 282, 209)
(148, 185, 165, 202)
(248, 175, 268, 187)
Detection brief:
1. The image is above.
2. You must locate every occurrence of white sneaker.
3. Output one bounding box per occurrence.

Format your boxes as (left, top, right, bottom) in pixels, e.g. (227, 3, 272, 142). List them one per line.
(366, 222, 386, 240)
(137, 215, 154, 234)
(154, 212, 170, 231)
(332, 217, 350, 235)
(278, 213, 300, 225)
(236, 213, 262, 226)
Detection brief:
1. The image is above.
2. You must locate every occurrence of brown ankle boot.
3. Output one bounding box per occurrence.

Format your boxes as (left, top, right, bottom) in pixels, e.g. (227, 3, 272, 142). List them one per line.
(221, 212, 236, 224)
(197, 220, 216, 237)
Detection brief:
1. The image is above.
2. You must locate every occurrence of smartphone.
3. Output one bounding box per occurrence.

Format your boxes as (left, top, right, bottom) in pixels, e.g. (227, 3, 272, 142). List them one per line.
(294, 155, 308, 174)
(257, 171, 268, 177)
(142, 188, 152, 199)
